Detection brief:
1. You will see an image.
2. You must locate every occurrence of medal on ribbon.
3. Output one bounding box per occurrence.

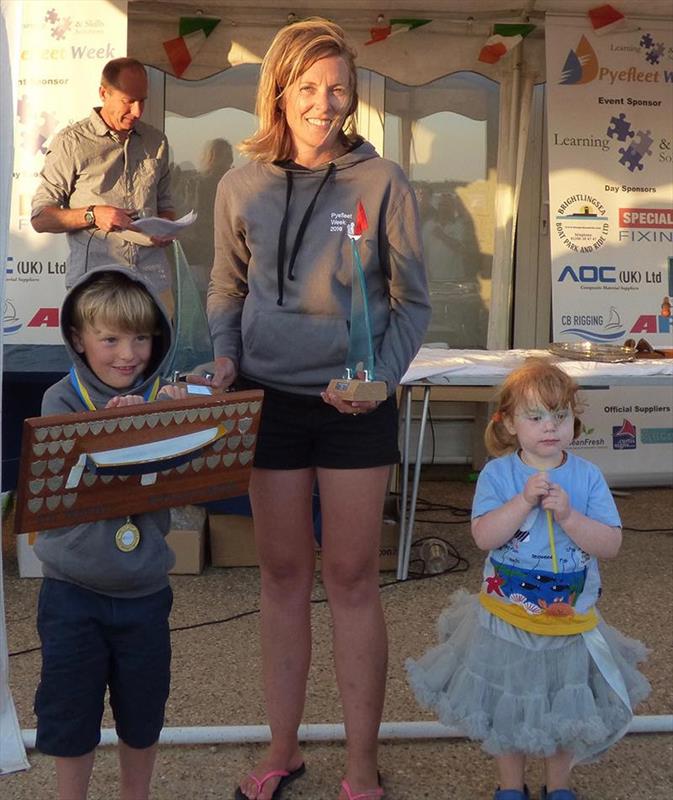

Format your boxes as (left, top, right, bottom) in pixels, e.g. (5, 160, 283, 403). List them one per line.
(115, 517, 141, 552)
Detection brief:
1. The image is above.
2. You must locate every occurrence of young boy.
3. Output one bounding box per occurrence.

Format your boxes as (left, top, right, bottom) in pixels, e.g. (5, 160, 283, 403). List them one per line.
(33, 266, 186, 800)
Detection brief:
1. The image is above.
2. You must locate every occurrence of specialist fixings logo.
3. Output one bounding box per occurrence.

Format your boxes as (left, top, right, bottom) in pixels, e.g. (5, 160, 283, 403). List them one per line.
(617, 209, 673, 244)
(619, 208, 673, 228)
(555, 195, 608, 252)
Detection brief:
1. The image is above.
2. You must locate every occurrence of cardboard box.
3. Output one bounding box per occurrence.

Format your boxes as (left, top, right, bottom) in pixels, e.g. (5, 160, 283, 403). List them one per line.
(209, 514, 256, 567)
(208, 513, 400, 572)
(16, 533, 44, 578)
(167, 527, 206, 574)
(17, 526, 206, 577)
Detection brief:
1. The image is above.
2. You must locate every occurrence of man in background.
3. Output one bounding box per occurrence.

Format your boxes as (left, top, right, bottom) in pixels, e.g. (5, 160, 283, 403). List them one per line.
(31, 57, 175, 293)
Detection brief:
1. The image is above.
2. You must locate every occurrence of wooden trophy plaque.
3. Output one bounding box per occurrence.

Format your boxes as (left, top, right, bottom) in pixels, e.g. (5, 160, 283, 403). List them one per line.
(14, 390, 263, 534)
(326, 377, 387, 402)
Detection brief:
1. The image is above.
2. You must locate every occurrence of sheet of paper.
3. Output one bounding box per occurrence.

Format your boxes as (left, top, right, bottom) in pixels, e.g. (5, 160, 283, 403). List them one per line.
(131, 210, 197, 237)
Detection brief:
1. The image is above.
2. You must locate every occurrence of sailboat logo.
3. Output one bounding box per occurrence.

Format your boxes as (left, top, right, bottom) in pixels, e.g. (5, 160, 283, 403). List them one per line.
(560, 36, 599, 85)
(613, 418, 637, 450)
(604, 307, 622, 329)
(3, 298, 22, 334)
(560, 305, 626, 343)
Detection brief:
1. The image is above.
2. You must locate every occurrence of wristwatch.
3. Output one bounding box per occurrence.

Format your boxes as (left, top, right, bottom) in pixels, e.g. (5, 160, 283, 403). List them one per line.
(84, 205, 96, 226)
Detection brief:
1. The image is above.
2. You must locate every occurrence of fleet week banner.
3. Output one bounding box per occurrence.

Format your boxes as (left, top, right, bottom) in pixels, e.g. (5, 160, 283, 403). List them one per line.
(5, 0, 127, 346)
(546, 14, 673, 349)
(546, 15, 673, 486)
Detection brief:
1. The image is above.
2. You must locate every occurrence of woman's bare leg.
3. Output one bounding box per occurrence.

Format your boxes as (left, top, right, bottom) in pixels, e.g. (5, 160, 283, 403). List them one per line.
(236, 467, 316, 800)
(318, 465, 390, 799)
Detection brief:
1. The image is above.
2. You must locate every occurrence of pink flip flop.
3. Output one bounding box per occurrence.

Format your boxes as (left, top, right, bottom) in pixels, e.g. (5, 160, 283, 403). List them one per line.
(340, 778, 384, 800)
(234, 763, 306, 799)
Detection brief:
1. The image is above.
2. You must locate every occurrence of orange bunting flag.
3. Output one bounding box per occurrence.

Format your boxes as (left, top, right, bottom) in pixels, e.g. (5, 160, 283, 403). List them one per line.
(163, 16, 220, 77)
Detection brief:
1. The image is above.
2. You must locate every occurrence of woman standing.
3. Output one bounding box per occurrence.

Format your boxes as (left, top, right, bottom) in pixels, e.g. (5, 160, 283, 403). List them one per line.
(207, 18, 430, 800)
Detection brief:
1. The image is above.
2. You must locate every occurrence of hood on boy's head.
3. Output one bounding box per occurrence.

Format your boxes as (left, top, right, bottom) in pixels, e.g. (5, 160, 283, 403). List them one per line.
(60, 265, 173, 379)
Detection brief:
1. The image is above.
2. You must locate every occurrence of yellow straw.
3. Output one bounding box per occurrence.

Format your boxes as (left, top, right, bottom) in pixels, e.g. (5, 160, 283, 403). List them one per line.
(546, 510, 559, 573)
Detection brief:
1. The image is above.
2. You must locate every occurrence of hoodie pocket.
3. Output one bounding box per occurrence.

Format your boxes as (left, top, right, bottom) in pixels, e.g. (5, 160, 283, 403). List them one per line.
(242, 309, 349, 386)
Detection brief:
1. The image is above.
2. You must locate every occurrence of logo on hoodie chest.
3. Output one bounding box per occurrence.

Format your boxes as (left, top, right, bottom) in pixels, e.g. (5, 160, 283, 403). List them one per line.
(330, 211, 354, 233)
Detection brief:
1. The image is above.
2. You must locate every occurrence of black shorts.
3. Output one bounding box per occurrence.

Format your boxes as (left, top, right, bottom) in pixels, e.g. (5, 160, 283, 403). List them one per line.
(239, 379, 400, 470)
(35, 579, 172, 757)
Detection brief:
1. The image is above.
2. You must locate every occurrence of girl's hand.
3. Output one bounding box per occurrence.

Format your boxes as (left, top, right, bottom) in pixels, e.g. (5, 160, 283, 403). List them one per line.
(522, 472, 551, 506)
(157, 384, 188, 401)
(541, 482, 571, 522)
(106, 394, 145, 408)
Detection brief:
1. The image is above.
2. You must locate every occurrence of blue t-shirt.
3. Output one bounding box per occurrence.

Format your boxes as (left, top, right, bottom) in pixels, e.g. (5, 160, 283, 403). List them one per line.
(473, 451, 620, 632)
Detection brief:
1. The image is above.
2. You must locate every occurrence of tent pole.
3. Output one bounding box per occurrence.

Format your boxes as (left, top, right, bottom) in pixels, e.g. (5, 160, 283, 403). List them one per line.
(20, 715, 673, 748)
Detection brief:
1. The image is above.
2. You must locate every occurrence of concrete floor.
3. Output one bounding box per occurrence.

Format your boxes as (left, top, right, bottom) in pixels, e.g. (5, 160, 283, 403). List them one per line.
(2, 475, 672, 799)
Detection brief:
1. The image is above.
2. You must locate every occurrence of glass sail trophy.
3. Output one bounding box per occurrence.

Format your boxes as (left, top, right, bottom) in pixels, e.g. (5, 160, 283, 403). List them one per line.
(327, 205, 387, 402)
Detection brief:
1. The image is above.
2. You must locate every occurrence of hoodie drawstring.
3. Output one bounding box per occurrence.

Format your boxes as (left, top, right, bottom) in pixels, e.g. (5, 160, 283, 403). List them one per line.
(276, 162, 336, 305)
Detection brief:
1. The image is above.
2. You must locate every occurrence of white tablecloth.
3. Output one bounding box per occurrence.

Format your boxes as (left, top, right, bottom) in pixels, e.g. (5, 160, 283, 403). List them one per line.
(401, 347, 673, 385)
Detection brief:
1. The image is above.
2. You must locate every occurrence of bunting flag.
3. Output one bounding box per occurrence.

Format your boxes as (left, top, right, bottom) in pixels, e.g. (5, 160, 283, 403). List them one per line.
(365, 18, 431, 46)
(163, 16, 220, 77)
(588, 4, 637, 35)
(478, 23, 536, 64)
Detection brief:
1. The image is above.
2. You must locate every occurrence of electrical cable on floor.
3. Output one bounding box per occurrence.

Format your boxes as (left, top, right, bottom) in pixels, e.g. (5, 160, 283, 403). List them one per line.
(7, 548, 470, 658)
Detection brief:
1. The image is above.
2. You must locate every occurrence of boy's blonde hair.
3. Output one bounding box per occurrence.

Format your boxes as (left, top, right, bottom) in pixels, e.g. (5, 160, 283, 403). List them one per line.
(70, 271, 159, 335)
(485, 358, 583, 457)
(240, 17, 359, 162)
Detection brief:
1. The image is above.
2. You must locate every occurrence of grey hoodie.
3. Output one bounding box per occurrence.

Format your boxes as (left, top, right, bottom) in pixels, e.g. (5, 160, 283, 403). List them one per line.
(34, 266, 176, 598)
(208, 140, 430, 395)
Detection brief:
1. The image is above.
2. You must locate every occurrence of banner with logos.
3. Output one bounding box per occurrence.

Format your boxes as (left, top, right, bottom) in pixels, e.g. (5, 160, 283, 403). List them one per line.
(546, 15, 673, 348)
(5, 0, 127, 346)
(572, 386, 672, 487)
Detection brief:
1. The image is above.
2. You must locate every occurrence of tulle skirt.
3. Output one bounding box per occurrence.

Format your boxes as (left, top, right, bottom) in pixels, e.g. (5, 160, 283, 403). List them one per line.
(406, 591, 651, 762)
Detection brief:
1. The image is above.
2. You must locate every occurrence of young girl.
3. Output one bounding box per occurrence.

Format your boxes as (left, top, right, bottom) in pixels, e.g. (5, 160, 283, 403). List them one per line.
(406, 358, 650, 800)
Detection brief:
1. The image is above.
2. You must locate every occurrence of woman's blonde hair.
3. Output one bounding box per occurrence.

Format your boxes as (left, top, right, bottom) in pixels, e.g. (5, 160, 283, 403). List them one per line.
(70, 272, 159, 335)
(240, 17, 359, 162)
(485, 358, 583, 457)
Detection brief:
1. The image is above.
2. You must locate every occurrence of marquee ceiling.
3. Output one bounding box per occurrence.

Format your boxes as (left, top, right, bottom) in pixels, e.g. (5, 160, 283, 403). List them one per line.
(127, 0, 673, 83)
(128, 1, 673, 24)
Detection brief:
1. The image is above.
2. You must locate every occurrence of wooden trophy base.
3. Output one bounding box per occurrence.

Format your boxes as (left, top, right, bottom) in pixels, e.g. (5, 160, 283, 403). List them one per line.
(327, 378, 387, 402)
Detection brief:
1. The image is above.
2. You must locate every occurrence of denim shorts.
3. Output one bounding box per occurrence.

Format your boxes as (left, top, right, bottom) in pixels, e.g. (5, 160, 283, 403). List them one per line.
(35, 578, 172, 757)
(239, 379, 400, 470)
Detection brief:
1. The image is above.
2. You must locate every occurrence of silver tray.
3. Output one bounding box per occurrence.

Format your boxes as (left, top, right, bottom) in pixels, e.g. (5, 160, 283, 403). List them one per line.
(548, 342, 636, 363)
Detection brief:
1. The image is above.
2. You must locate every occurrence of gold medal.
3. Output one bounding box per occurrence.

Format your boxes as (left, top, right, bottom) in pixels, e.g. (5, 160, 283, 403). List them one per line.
(115, 518, 140, 552)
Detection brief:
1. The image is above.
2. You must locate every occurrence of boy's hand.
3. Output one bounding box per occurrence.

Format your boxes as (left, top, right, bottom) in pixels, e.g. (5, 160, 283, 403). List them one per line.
(541, 482, 571, 523)
(157, 384, 188, 401)
(210, 357, 237, 390)
(106, 395, 145, 408)
(522, 472, 550, 507)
